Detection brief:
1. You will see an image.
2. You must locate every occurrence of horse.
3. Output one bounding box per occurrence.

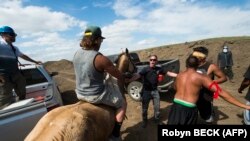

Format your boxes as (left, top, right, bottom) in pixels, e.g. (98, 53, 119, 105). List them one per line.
(24, 48, 136, 141)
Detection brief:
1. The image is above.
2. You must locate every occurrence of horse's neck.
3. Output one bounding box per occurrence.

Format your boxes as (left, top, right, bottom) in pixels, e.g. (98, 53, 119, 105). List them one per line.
(104, 55, 127, 86)
(116, 54, 128, 73)
(104, 63, 125, 88)
(105, 60, 125, 81)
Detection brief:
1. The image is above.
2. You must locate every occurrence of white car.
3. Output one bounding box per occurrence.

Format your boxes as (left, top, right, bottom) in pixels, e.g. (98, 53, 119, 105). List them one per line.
(244, 101, 250, 125)
(0, 64, 63, 141)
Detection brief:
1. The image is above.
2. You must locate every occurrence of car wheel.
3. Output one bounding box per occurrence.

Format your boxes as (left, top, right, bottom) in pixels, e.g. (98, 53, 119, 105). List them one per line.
(127, 81, 143, 101)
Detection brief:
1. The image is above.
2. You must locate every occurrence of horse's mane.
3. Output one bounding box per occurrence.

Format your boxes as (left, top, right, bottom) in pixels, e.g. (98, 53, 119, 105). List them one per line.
(113, 52, 125, 64)
(117, 52, 126, 60)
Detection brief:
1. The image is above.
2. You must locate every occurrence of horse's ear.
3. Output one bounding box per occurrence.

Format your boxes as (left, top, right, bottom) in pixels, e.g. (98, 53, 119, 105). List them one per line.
(125, 48, 129, 54)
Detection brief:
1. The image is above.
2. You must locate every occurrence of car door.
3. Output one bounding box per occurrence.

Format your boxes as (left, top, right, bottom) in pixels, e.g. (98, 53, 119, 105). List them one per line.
(0, 101, 47, 141)
(157, 59, 180, 92)
(23, 68, 49, 100)
(0, 67, 48, 141)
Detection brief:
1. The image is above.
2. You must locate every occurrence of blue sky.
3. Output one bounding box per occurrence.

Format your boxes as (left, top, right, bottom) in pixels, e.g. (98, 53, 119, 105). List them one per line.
(1, 0, 250, 63)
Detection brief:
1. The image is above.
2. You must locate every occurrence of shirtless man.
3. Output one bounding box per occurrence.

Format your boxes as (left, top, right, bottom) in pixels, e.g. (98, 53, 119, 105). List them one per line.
(193, 46, 227, 123)
(167, 56, 250, 125)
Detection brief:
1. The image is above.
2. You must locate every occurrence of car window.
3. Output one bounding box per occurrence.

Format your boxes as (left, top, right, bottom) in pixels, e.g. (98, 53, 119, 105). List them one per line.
(107, 53, 140, 64)
(21, 68, 48, 86)
(129, 53, 140, 64)
(107, 54, 118, 63)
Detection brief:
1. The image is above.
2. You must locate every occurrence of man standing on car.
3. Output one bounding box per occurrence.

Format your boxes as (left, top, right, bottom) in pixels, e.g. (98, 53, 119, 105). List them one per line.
(0, 26, 42, 109)
(128, 55, 165, 128)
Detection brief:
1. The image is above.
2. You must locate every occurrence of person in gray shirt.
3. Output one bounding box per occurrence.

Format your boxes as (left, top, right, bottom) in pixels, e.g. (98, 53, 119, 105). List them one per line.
(73, 25, 127, 141)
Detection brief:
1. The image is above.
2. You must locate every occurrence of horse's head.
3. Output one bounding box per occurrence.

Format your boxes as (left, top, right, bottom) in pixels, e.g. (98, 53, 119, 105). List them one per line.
(116, 48, 136, 77)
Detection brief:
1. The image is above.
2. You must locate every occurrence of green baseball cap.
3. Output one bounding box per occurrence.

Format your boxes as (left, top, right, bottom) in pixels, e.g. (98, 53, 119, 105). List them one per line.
(84, 26, 105, 39)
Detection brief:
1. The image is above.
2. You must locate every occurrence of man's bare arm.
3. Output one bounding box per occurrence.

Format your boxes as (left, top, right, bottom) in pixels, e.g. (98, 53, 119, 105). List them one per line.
(202, 75, 250, 110)
(219, 89, 250, 109)
(209, 64, 227, 84)
(20, 54, 42, 64)
(126, 73, 141, 83)
(95, 55, 126, 94)
(167, 71, 178, 77)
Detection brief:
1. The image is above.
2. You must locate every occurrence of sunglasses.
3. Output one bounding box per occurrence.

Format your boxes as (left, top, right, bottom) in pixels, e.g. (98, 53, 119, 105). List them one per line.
(8, 33, 17, 37)
(150, 59, 157, 62)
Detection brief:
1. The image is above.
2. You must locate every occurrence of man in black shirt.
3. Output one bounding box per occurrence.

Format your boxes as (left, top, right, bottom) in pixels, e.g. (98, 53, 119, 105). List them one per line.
(128, 55, 165, 128)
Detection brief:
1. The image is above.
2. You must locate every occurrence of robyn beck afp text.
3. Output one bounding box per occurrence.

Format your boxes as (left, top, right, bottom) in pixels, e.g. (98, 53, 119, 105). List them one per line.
(158, 125, 250, 140)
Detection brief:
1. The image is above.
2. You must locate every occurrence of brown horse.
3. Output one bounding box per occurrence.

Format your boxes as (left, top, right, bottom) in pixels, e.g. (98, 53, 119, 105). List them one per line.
(24, 48, 135, 141)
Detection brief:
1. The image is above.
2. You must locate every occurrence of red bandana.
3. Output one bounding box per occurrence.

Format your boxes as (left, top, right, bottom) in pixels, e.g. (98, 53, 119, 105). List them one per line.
(208, 81, 222, 99)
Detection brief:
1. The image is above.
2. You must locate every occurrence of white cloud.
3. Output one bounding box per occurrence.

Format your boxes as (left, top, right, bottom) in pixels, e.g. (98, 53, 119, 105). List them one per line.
(0, 3, 84, 34)
(19, 35, 79, 62)
(1, 0, 250, 61)
(81, 6, 88, 10)
(113, 0, 144, 18)
(18, 32, 81, 62)
(137, 38, 157, 46)
(100, 19, 144, 55)
(20, 33, 64, 47)
(101, 0, 250, 55)
(0, 0, 87, 62)
(93, 1, 113, 8)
